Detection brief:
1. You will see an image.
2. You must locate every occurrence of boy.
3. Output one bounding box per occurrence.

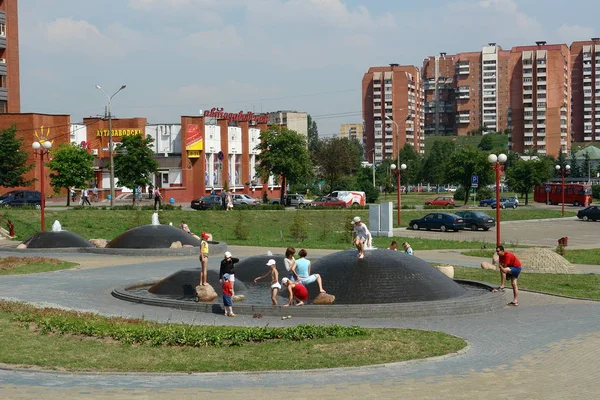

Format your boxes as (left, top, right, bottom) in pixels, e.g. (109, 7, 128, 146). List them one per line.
(281, 277, 308, 307)
(254, 259, 280, 305)
(492, 245, 522, 306)
(220, 251, 240, 296)
(221, 273, 235, 316)
(352, 216, 371, 259)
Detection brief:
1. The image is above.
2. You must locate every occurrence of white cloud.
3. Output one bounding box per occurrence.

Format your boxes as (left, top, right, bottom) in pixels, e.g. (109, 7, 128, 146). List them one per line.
(556, 24, 595, 44)
(168, 81, 280, 110)
(180, 26, 244, 55)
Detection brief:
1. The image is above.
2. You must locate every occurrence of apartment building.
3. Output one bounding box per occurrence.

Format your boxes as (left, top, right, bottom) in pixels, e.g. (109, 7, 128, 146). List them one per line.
(267, 110, 308, 137)
(0, 0, 20, 113)
(509, 42, 570, 156)
(422, 54, 456, 136)
(570, 39, 600, 143)
(339, 123, 364, 142)
(362, 64, 425, 163)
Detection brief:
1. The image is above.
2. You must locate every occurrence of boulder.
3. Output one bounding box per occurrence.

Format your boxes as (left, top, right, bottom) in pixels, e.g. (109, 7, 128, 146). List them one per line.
(89, 238, 108, 248)
(434, 264, 454, 279)
(16, 243, 27, 249)
(170, 241, 183, 248)
(312, 292, 336, 305)
(232, 294, 245, 302)
(195, 284, 218, 302)
(481, 261, 497, 270)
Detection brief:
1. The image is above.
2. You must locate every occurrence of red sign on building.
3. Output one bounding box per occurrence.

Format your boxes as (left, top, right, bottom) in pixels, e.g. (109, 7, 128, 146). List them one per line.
(185, 124, 202, 146)
(203, 108, 269, 124)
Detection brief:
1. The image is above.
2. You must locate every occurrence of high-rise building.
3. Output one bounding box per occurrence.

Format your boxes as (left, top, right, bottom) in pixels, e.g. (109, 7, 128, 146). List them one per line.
(267, 110, 308, 137)
(570, 38, 600, 143)
(0, 0, 20, 113)
(422, 53, 456, 136)
(339, 123, 364, 142)
(362, 64, 425, 163)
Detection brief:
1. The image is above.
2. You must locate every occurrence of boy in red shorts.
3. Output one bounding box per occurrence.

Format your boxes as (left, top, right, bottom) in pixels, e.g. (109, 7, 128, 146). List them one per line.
(492, 245, 522, 306)
(281, 277, 308, 307)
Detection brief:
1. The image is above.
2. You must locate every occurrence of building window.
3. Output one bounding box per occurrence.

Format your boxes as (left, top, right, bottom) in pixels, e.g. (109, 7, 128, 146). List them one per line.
(0, 101, 6, 113)
(0, 24, 5, 37)
(0, 75, 5, 88)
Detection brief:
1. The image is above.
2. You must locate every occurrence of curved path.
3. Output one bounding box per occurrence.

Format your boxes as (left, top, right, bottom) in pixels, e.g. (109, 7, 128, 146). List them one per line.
(1, 250, 600, 399)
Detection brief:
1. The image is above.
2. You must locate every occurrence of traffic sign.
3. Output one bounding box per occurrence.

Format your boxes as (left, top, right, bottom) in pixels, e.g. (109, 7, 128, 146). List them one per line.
(545, 185, 551, 193)
(471, 175, 479, 188)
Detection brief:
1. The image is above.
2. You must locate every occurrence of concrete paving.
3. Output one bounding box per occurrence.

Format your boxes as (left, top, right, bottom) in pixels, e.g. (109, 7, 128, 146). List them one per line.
(1, 245, 600, 399)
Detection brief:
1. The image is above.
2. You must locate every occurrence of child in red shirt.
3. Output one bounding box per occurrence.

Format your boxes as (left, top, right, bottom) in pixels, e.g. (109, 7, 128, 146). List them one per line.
(222, 273, 235, 316)
(492, 245, 522, 306)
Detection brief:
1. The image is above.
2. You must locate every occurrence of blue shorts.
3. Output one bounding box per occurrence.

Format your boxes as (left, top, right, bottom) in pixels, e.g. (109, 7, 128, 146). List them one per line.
(300, 275, 318, 285)
(223, 295, 232, 307)
(507, 267, 521, 279)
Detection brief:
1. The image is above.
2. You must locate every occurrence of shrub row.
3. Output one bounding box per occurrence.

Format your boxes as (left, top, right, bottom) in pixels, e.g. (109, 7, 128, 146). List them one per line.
(71, 204, 182, 211)
(2, 303, 367, 347)
(423, 205, 456, 210)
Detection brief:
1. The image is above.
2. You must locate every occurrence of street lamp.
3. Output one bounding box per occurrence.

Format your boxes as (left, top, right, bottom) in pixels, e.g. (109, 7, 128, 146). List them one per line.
(96, 84, 127, 207)
(555, 164, 571, 216)
(390, 163, 407, 226)
(32, 140, 52, 232)
(488, 153, 507, 247)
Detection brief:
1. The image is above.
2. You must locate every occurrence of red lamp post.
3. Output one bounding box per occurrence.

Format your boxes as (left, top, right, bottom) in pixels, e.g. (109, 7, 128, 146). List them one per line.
(32, 140, 52, 232)
(390, 163, 407, 227)
(555, 164, 571, 217)
(488, 153, 507, 247)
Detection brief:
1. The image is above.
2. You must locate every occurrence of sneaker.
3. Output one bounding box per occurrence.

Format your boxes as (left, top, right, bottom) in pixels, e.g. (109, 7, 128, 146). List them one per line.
(228, 313, 236, 317)
(224, 312, 229, 316)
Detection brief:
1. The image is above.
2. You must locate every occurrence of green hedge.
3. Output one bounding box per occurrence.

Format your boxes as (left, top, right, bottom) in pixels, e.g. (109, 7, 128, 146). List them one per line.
(593, 184, 600, 200)
(423, 204, 455, 210)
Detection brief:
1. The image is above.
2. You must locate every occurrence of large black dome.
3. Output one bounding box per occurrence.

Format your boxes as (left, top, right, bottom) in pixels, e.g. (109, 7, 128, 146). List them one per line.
(148, 268, 248, 299)
(107, 225, 200, 249)
(309, 249, 467, 304)
(22, 231, 95, 248)
(228, 254, 288, 282)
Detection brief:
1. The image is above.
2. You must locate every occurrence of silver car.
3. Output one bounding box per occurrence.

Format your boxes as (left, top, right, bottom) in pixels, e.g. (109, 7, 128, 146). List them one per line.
(232, 194, 261, 206)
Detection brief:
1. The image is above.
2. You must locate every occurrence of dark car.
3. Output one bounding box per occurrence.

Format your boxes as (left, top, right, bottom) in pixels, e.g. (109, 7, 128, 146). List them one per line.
(577, 206, 600, 221)
(310, 196, 347, 208)
(270, 194, 308, 208)
(0, 190, 42, 209)
(455, 211, 496, 231)
(491, 197, 518, 209)
(479, 198, 496, 207)
(408, 212, 466, 232)
(191, 195, 222, 210)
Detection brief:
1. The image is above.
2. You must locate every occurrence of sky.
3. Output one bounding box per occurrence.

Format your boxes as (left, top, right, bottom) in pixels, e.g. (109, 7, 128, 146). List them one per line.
(18, 0, 599, 137)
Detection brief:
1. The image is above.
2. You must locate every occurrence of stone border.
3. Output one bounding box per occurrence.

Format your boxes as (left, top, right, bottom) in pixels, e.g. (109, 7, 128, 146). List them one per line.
(112, 279, 507, 318)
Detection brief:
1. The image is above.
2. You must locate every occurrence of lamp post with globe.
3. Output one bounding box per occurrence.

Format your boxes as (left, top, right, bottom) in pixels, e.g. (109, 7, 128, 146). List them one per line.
(555, 164, 571, 217)
(390, 163, 407, 226)
(32, 140, 52, 232)
(488, 153, 507, 247)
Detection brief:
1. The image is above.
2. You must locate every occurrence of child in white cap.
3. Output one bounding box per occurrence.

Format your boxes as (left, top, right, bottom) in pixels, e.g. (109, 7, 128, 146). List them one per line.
(219, 251, 240, 296)
(221, 273, 235, 317)
(352, 216, 371, 259)
(254, 259, 280, 305)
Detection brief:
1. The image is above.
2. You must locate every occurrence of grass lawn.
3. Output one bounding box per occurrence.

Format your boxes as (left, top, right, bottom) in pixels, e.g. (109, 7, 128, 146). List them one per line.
(0, 257, 77, 276)
(454, 266, 600, 299)
(461, 249, 600, 266)
(0, 302, 466, 372)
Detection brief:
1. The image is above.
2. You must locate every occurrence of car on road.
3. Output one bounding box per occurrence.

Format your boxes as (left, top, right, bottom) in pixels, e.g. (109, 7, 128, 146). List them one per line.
(455, 211, 495, 231)
(0, 190, 42, 209)
(310, 196, 348, 208)
(191, 195, 222, 210)
(577, 206, 600, 221)
(490, 198, 518, 209)
(270, 194, 308, 208)
(232, 194, 260, 207)
(408, 212, 466, 232)
(479, 198, 496, 207)
(424, 196, 455, 207)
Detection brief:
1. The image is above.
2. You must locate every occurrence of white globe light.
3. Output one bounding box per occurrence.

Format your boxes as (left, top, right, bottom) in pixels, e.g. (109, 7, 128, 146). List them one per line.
(565, 165, 571, 170)
(32, 141, 41, 150)
(43, 141, 52, 149)
(390, 164, 397, 170)
(498, 153, 507, 163)
(555, 165, 561, 170)
(488, 154, 498, 164)
(400, 163, 407, 170)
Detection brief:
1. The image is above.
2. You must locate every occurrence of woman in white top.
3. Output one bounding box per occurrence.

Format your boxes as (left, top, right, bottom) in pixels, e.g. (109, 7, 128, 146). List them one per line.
(352, 216, 371, 259)
(284, 247, 296, 280)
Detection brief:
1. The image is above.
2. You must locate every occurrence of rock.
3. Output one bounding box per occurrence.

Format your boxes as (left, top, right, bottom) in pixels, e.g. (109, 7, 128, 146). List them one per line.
(232, 295, 245, 302)
(89, 238, 108, 248)
(434, 264, 454, 279)
(312, 292, 336, 305)
(481, 261, 497, 270)
(16, 243, 27, 249)
(195, 284, 218, 302)
(170, 241, 183, 248)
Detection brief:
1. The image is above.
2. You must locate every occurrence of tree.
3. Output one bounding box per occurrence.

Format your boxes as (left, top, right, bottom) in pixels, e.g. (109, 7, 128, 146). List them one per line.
(445, 146, 494, 205)
(255, 125, 313, 204)
(0, 125, 34, 188)
(47, 143, 95, 206)
(356, 166, 379, 203)
(113, 134, 159, 204)
(570, 152, 581, 178)
(307, 115, 319, 156)
(477, 134, 494, 151)
(505, 158, 553, 205)
(315, 137, 362, 193)
(397, 143, 423, 186)
(422, 140, 455, 189)
(581, 152, 591, 180)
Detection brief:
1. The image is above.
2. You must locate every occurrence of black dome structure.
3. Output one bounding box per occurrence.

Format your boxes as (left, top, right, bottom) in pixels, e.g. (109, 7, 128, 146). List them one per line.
(309, 249, 467, 304)
(228, 254, 288, 282)
(148, 268, 248, 299)
(106, 225, 200, 249)
(22, 231, 95, 249)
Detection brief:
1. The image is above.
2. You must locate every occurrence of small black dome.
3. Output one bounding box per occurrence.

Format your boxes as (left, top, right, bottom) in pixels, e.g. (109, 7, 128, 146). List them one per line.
(107, 225, 200, 248)
(22, 231, 95, 248)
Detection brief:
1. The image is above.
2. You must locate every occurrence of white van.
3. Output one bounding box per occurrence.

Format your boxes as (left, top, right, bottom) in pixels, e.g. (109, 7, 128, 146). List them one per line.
(327, 191, 366, 207)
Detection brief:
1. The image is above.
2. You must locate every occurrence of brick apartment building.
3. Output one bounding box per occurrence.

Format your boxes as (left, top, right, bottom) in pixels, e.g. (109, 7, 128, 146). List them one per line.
(361, 65, 425, 163)
(339, 123, 364, 142)
(570, 38, 600, 143)
(0, 0, 20, 113)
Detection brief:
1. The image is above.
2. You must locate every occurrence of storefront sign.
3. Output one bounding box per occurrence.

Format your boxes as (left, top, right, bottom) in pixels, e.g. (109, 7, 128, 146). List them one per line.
(203, 108, 269, 124)
(185, 124, 204, 155)
(96, 129, 143, 137)
(187, 150, 201, 158)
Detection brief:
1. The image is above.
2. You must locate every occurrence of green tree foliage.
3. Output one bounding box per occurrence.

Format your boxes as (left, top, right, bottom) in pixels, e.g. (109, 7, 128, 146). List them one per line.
(307, 115, 320, 157)
(397, 143, 423, 186)
(505, 158, 553, 205)
(356, 166, 379, 203)
(255, 125, 313, 204)
(445, 146, 493, 205)
(0, 125, 34, 188)
(422, 141, 455, 187)
(113, 134, 159, 204)
(47, 143, 95, 206)
(569, 151, 581, 178)
(315, 137, 362, 193)
(581, 152, 591, 179)
(477, 134, 494, 151)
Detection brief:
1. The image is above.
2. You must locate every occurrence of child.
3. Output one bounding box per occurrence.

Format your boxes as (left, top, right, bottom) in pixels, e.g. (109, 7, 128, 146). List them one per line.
(221, 273, 235, 316)
(388, 241, 398, 251)
(254, 259, 280, 305)
(281, 277, 308, 307)
(402, 242, 414, 256)
(199, 232, 209, 286)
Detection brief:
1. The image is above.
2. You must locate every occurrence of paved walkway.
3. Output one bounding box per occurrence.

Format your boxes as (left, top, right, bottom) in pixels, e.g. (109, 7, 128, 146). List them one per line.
(1, 247, 600, 399)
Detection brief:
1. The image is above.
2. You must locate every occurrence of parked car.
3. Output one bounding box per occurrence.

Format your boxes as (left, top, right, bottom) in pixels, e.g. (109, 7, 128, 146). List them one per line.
(424, 196, 455, 207)
(408, 212, 465, 232)
(325, 191, 366, 207)
(479, 198, 496, 207)
(0, 190, 42, 209)
(232, 194, 260, 207)
(577, 206, 600, 221)
(191, 195, 222, 210)
(310, 196, 348, 208)
(490, 198, 518, 209)
(270, 194, 308, 208)
(455, 211, 496, 231)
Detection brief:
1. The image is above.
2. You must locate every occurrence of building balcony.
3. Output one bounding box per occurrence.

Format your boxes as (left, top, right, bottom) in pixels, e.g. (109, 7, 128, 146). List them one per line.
(537, 123, 546, 129)
(561, 139, 568, 146)
(537, 131, 546, 137)
(523, 89, 533, 95)
(585, 136, 593, 141)
(374, 113, 381, 118)
(524, 123, 534, 129)
(524, 141, 534, 146)
(524, 132, 534, 137)
(406, 134, 415, 140)
(561, 132, 568, 137)
(538, 149, 547, 154)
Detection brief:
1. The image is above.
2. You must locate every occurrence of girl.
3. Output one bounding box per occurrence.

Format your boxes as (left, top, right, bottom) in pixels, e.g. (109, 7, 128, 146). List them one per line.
(199, 232, 210, 286)
(284, 247, 296, 280)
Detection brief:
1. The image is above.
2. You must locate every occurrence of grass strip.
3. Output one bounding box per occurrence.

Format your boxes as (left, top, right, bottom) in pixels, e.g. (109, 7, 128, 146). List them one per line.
(0, 257, 77, 276)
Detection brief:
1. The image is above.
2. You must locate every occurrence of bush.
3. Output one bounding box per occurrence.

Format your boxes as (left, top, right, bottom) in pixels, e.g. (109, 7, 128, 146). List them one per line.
(289, 212, 309, 241)
(233, 212, 250, 240)
(401, 204, 416, 209)
(453, 187, 466, 202)
(453, 186, 494, 202)
(555, 243, 566, 256)
(424, 204, 455, 210)
(592, 184, 600, 200)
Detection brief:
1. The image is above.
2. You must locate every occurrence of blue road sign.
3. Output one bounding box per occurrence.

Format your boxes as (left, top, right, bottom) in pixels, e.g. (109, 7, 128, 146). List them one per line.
(471, 175, 479, 187)
(545, 185, 551, 192)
